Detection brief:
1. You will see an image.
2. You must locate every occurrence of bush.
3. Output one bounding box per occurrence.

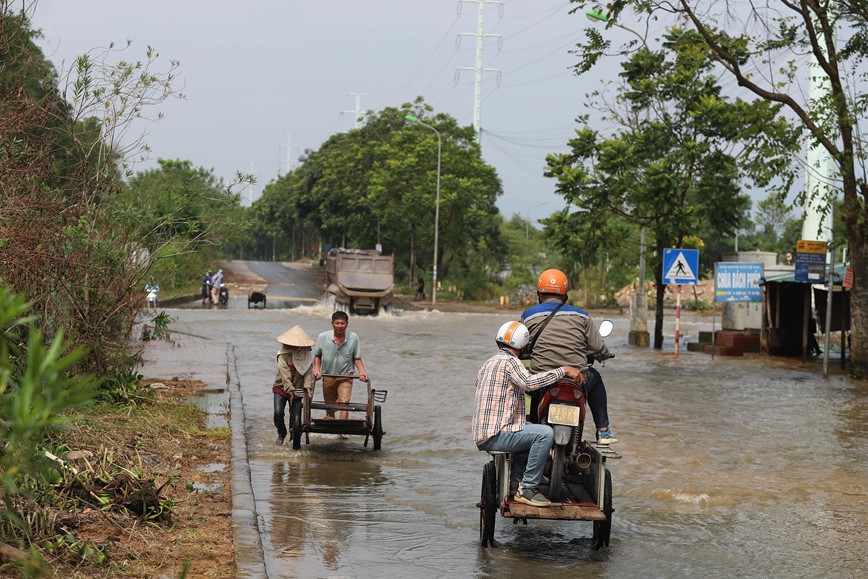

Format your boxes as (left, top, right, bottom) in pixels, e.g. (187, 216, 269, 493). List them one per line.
(0, 287, 98, 576)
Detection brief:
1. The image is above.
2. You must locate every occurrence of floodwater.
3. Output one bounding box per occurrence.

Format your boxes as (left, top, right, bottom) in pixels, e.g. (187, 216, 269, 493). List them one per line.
(164, 298, 867, 579)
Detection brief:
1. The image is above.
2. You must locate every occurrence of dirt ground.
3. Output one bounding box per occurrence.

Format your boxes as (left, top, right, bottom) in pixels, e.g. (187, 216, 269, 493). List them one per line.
(40, 379, 236, 578)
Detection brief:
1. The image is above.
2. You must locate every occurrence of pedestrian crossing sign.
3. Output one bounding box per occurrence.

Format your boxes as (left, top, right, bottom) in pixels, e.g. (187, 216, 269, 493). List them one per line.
(663, 248, 699, 285)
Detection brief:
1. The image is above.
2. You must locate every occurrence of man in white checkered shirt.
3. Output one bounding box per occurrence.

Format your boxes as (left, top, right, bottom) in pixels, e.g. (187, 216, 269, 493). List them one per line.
(473, 321, 581, 507)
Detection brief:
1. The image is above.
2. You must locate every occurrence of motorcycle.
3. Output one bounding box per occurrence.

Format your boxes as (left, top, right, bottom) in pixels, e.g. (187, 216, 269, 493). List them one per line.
(218, 285, 229, 306)
(145, 286, 159, 309)
(479, 318, 619, 550)
(532, 319, 614, 502)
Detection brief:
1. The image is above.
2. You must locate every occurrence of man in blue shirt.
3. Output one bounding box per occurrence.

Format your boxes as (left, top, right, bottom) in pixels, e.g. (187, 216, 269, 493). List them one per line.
(313, 311, 368, 420)
(522, 268, 617, 445)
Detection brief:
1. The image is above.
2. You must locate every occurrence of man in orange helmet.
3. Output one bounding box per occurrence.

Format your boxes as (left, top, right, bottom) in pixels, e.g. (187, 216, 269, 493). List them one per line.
(521, 268, 618, 444)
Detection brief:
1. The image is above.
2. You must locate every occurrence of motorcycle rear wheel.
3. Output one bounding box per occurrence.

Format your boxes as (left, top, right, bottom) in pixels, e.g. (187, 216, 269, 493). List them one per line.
(592, 469, 613, 550)
(548, 444, 566, 502)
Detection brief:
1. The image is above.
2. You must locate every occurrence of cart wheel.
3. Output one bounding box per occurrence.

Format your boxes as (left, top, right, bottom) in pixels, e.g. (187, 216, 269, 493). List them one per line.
(480, 461, 497, 547)
(290, 401, 303, 450)
(549, 444, 566, 502)
(592, 468, 613, 550)
(372, 405, 383, 450)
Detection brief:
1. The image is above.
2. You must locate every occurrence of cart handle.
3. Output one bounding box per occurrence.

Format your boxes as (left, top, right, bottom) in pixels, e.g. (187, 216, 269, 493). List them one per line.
(319, 373, 370, 383)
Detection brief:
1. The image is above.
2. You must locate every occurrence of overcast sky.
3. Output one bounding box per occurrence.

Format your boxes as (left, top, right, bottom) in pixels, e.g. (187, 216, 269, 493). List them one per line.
(33, 0, 632, 223)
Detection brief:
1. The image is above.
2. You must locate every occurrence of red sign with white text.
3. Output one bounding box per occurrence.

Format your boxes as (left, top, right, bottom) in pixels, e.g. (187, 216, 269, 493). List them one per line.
(843, 268, 854, 289)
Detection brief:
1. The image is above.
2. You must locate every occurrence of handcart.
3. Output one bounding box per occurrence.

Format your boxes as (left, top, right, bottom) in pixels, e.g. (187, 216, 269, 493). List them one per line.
(288, 374, 387, 450)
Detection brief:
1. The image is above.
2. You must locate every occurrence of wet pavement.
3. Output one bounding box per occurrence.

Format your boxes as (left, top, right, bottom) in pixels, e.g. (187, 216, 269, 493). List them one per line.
(136, 261, 868, 579)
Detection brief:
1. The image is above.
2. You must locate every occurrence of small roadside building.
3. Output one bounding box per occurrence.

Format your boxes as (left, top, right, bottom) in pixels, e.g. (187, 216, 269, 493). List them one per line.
(759, 263, 851, 361)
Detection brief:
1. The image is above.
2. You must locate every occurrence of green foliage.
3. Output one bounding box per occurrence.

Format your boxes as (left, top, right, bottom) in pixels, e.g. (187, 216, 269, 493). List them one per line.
(249, 98, 504, 288)
(0, 287, 97, 564)
(687, 299, 713, 312)
(116, 159, 246, 291)
(578, 0, 868, 369)
(549, 24, 799, 344)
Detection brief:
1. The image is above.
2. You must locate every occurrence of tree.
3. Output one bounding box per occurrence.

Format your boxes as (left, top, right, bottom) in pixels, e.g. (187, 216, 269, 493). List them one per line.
(549, 26, 798, 347)
(117, 159, 245, 288)
(0, 4, 183, 384)
(571, 0, 868, 373)
(251, 99, 504, 297)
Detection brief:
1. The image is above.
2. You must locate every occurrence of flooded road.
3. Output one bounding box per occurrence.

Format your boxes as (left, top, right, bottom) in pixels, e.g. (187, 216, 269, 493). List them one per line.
(168, 267, 866, 579)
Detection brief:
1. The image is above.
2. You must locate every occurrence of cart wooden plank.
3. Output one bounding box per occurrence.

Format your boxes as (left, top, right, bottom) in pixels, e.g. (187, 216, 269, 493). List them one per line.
(503, 502, 606, 521)
(308, 402, 369, 412)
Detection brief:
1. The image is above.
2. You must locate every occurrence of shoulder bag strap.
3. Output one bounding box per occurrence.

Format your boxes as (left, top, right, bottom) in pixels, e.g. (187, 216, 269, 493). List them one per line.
(523, 301, 565, 358)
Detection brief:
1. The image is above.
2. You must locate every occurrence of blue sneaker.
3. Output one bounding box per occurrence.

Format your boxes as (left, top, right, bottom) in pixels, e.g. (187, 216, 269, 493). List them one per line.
(596, 428, 618, 444)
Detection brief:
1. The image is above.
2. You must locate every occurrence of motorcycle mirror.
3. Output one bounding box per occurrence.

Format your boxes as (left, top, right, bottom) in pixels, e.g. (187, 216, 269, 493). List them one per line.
(599, 320, 614, 337)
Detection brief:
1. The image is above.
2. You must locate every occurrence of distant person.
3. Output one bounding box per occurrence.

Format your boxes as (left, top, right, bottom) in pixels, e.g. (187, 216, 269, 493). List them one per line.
(211, 268, 224, 304)
(144, 277, 160, 307)
(313, 311, 367, 420)
(473, 320, 582, 507)
(808, 315, 822, 357)
(415, 276, 426, 301)
(272, 325, 315, 445)
(201, 271, 212, 304)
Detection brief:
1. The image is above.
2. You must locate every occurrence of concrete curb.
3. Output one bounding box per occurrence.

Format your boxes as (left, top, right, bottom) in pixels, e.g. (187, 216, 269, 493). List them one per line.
(135, 331, 267, 577)
(227, 343, 268, 578)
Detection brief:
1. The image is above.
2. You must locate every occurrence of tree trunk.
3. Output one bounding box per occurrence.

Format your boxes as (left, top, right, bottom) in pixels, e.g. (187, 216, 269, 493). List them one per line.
(847, 213, 867, 376)
(409, 223, 417, 290)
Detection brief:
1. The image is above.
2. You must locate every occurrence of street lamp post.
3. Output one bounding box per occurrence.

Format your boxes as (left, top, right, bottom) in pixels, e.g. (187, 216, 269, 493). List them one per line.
(587, 9, 650, 347)
(525, 201, 549, 244)
(405, 115, 442, 304)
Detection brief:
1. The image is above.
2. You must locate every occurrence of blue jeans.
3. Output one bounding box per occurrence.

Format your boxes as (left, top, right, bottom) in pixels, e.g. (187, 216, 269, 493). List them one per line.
(583, 367, 610, 430)
(478, 423, 553, 489)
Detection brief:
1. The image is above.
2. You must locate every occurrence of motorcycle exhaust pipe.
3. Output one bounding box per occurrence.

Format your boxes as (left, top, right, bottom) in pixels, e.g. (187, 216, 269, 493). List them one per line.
(575, 453, 592, 469)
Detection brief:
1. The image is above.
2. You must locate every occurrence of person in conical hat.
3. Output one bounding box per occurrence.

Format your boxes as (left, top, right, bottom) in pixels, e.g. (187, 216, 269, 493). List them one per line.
(272, 325, 315, 445)
(276, 325, 316, 347)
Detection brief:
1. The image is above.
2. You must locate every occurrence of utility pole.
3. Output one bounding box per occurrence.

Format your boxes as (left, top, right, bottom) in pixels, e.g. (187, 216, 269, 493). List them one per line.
(800, 9, 838, 377)
(278, 132, 294, 177)
(342, 92, 367, 129)
(246, 161, 256, 207)
(458, 0, 502, 146)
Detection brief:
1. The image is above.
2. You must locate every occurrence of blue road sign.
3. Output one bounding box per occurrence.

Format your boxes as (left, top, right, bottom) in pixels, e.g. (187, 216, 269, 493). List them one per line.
(714, 262, 763, 302)
(663, 249, 699, 285)
(794, 252, 826, 282)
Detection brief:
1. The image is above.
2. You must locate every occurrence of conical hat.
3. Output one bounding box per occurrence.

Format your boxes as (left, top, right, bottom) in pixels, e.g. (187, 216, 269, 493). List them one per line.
(276, 325, 315, 347)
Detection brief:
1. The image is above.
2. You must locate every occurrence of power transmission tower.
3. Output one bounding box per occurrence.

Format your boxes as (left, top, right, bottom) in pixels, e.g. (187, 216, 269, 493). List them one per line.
(341, 92, 368, 129)
(458, 0, 502, 146)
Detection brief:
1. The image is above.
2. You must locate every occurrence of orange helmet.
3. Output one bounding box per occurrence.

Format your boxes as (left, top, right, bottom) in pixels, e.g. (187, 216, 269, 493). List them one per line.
(537, 269, 569, 295)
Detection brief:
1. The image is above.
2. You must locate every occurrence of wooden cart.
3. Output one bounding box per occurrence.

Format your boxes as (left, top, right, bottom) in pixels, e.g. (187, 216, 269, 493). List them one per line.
(288, 374, 387, 450)
(478, 442, 620, 550)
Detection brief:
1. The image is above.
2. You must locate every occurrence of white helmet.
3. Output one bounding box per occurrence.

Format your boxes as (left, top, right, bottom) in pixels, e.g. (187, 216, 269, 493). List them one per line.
(495, 321, 530, 350)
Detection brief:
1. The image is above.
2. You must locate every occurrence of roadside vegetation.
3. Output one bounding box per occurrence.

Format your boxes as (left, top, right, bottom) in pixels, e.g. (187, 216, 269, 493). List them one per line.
(0, 5, 237, 575)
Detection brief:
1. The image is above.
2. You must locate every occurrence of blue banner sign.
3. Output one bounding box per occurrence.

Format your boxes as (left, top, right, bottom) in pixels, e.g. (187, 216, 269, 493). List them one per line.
(714, 262, 763, 302)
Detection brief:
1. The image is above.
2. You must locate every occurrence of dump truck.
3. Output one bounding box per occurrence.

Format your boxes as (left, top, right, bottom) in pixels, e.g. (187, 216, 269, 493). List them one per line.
(324, 248, 394, 315)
